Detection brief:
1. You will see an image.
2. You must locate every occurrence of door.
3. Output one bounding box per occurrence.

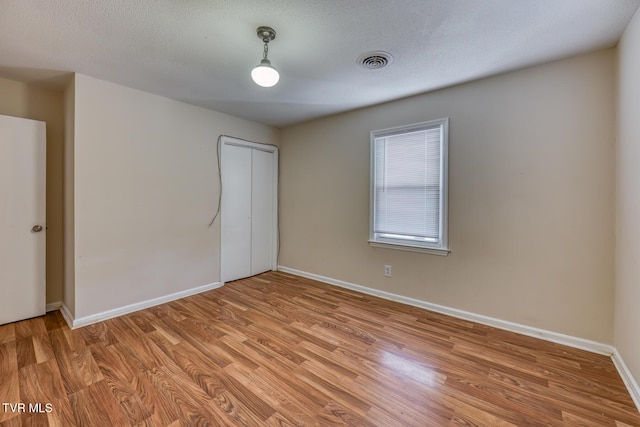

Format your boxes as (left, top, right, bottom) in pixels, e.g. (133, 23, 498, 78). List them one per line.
(0, 115, 46, 325)
(250, 149, 275, 275)
(220, 143, 252, 282)
(220, 137, 277, 283)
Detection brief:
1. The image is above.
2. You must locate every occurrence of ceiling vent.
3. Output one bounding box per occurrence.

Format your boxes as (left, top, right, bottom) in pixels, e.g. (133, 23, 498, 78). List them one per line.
(357, 51, 393, 70)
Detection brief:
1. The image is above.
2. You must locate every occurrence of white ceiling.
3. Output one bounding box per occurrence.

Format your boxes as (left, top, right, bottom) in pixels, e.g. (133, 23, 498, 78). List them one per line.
(1, 1, 638, 127)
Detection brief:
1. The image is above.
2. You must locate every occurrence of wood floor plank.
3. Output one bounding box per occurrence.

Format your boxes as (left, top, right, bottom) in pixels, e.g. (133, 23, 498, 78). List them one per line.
(46, 396, 77, 427)
(293, 367, 371, 418)
(129, 371, 180, 427)
(444, 372, 565, 424)
(72, 346, 104, 387)
(0, 371, 20, 424)
(0, 323, 15, 346)
(14, 318, 47, 341)
(0, 416, 21, 427)
(69, 380, 131, 427)
(49, 328, 99, 395)
(0, 342, 20, 424)
(321, 399, 378, 427)
(16, 338, 36, 369)
(168, 341, 275, 425)
(18, 411, 49, 427)
(89, 344, 151, 425)
(76, 321, 117, 347)
(143, 367, 227, 426)
(18, 358, 66, 405)
(43, 311, 67, 333)
(223, 362, 318, 425)
(348, 373, 454, 426)
(32, 334, 55, 364)
(252, 364, 331, 415)
(62, 328, 88, 352)
(1, 271, 638, 426)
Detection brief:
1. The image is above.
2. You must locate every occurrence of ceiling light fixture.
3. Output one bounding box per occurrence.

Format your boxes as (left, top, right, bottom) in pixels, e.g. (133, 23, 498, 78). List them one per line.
(251, 26, 279, 88)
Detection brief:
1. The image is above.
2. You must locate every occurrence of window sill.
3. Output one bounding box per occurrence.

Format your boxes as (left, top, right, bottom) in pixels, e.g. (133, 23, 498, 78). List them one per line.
(369, 240, 450, 256)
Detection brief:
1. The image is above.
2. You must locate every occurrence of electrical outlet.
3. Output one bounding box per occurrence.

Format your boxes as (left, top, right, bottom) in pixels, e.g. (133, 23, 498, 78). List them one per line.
(384, 265, 392, 277)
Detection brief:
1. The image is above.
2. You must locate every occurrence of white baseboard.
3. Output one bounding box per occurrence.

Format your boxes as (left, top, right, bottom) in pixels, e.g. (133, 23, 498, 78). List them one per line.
(611, 348, 640, 411)
(59, 303, 74, 329)
(45, 301, 62, 312)
(62, 282, 223, 329)
(277, 266, 614, 356)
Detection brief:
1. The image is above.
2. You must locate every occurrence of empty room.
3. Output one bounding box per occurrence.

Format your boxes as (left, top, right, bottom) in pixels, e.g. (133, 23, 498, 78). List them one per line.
(1, 1, 640, 425)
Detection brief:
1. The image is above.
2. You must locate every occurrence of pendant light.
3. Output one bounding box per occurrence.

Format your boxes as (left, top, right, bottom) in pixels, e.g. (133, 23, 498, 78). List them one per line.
(251, 26, 279, 88)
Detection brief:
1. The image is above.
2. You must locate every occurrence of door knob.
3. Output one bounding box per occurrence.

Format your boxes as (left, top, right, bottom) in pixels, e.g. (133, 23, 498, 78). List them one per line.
(32, 225, 43, 232)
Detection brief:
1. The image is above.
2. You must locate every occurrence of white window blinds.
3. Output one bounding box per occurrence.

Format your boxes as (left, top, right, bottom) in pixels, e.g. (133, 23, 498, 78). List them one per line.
(370, 119, 449, 254)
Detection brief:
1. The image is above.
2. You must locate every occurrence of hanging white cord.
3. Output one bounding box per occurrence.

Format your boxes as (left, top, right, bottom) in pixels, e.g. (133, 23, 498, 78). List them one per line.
(208, 135, 223, 227)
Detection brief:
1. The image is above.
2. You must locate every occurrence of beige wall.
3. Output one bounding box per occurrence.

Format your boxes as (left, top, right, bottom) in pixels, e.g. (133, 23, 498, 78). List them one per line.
(70, 74, 279, 319)
(616, 9, 640, 387)
(280, 49, 616, 343)
(0, 76, 64, 305)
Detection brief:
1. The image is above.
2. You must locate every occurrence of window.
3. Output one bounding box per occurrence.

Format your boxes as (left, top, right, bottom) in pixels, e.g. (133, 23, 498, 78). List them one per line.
(370, 118, 449, 255)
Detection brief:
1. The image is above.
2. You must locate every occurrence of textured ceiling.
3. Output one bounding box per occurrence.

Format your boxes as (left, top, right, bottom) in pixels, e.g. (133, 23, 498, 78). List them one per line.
(1, 0, 638, 127)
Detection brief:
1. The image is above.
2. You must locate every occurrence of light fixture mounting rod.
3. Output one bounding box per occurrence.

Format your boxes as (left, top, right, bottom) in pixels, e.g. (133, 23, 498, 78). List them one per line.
(256, 26, 276, 43)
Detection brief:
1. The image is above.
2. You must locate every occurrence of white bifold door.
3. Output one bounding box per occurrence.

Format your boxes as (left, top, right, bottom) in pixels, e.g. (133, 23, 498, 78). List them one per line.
(0, 114, 46, 325)
(220, 137, 278, 283)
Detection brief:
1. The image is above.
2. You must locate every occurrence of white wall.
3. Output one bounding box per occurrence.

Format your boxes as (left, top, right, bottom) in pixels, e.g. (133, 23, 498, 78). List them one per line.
(70, 74, 279, 319)
(615, 8, 640, 389)
(280, 49, 616, 343)
(63, 76, 76, 315)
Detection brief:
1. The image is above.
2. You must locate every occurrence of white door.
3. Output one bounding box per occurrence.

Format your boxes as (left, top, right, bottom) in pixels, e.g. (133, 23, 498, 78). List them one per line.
(220, 137, 277, 283)
(0, 115, 46, 325)
(221, 144, 252, 282)
(250, 149, 274, 275)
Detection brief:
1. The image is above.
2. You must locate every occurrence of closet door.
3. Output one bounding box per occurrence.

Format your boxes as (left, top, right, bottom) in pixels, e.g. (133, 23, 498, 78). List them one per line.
(251, 149, 274, 275)
(220, 143, 252, 282)
(220, 138, 277, 283)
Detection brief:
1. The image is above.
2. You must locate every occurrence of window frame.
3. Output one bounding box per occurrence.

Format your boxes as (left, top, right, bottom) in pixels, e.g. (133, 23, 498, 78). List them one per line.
(369, 118, 450, 256)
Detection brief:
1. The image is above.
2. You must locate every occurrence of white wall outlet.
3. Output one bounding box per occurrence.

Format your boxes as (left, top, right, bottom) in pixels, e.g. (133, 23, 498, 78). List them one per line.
(384, 265, 392, 277)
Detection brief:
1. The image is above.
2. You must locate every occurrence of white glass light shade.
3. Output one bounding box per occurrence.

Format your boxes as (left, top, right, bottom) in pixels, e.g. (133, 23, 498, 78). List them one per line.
(251, 59, 280, 87)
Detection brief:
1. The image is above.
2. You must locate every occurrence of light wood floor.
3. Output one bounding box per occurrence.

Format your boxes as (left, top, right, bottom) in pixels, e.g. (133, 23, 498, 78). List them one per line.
(0, 271, 638, 426)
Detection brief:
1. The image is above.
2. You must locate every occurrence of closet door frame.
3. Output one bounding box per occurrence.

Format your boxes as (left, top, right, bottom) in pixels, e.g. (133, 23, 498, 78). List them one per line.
(220, 136, 278, 283)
